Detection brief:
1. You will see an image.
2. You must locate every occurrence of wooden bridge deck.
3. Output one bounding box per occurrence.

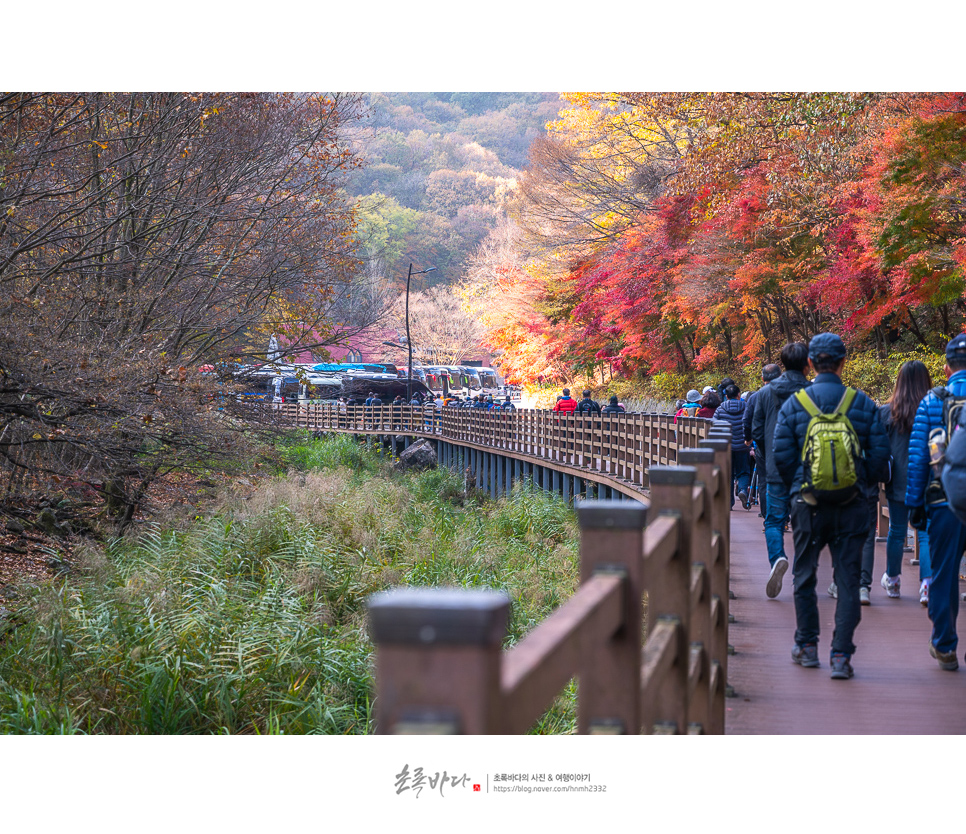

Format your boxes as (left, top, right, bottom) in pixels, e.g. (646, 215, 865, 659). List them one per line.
(725, 507, 966, 734)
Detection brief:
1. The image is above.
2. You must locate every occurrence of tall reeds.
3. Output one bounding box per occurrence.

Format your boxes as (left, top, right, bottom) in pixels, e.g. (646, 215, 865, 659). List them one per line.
(0, 433, 579, 733)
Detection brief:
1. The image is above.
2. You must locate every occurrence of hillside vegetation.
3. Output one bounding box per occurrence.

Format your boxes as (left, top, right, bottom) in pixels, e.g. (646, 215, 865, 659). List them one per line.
(0, 434, 579, 734)
(349, 92, 562, 286)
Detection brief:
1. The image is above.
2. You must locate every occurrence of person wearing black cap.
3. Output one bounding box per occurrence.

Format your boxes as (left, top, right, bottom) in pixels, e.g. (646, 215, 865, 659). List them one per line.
(905, 332, 966, 671)
(772, 332, 889, 680)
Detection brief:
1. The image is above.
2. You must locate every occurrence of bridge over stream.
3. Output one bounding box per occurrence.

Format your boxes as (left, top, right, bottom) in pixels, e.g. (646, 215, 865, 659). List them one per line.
(274, 402, 966, 734)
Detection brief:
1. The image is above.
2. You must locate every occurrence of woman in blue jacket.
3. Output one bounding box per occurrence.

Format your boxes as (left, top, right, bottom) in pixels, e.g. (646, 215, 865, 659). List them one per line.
(905, 334, 966, 671)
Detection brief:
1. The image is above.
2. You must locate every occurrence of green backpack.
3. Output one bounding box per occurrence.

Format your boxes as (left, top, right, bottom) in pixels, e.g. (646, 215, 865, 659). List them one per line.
(795, 387, 863, 505)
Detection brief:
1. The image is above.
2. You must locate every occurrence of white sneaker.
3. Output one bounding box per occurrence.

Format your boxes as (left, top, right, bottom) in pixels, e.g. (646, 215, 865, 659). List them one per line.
(828, 582, 838, 599)
(859, 586, 871, 605)
(766, 557, 789, 599)
(920, 579, 930, 606)
(880, 572, 900, 599)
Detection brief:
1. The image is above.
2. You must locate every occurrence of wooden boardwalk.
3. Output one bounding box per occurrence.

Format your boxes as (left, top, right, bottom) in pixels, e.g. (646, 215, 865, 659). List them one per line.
(725, 506, 966, 734)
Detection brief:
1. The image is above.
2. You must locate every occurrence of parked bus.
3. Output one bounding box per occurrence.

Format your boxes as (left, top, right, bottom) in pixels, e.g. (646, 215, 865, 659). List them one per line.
(475, 366, 505, 398)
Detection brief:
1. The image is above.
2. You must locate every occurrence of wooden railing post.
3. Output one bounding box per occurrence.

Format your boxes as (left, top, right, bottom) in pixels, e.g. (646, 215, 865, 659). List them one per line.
(575, 499, 647, 734)
(699, 435, 733, 703)
(643, 465, 696, 733)
(367, 587, 510, 734)
(676, 447, 720, 733)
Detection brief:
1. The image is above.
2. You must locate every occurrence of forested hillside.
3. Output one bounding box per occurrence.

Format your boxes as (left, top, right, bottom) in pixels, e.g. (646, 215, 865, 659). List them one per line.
(348, 92, 562, 287)
(464, 93, 966, 394)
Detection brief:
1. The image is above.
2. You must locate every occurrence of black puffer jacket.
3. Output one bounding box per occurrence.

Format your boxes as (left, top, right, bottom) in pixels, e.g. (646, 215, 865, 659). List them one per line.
(878, 403, 910, 502)
(751, 370, 811, 484)
(713, 397, 748, 451)
(772, 372, 890, 493)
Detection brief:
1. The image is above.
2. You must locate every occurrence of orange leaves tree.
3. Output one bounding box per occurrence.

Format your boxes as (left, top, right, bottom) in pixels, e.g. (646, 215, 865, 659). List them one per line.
(495, 92, 966, 382)
(0, 92, 365, 527)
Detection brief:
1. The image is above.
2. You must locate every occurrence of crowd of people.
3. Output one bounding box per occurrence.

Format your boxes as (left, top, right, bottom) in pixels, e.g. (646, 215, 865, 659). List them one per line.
(341, 391, 518, 410)
(675, 331, 966, 680)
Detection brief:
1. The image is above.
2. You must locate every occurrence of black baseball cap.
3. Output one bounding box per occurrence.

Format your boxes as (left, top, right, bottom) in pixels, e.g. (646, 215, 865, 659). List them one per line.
(946, 333, 966, 360)
(808, 332, 846, 361)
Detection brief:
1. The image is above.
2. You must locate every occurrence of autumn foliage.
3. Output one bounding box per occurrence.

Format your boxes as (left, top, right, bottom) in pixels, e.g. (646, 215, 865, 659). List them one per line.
(474, 92, 966, 384)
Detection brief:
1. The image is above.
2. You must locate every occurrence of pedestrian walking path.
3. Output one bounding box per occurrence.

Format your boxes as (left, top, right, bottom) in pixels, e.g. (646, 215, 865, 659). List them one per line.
(725, 508, 966, 734)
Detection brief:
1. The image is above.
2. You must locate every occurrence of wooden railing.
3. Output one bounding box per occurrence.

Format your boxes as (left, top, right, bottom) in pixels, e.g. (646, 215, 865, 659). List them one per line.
(269, 402, 710, 490)
(366, 431, 734, 735)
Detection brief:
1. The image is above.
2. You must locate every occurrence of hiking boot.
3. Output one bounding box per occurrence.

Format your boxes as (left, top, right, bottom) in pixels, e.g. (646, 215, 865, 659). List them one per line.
(738, 490, 750, 510)
(881, 572, 900, 599)
(830, 652, 854, 679)
(766, 557, 788, 599)
(920, 580, 930, 606)
(930, 643, 959, 671)
(828, 582, 838, 599)
(792, 643, 820, 667)
(859, 586, 871, 606)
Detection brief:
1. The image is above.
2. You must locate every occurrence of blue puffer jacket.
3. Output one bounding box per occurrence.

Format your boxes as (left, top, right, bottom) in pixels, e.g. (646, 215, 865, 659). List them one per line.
(905, 369, 966, 508)
(713, 397, 748, 451)
(772, 372, 890, 492)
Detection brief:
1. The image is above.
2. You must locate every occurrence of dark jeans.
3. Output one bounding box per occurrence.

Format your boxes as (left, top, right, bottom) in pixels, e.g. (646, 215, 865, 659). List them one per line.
(860, 496, 932, 588)
(860, 493, 879, 589)
(731, 449, 752, 508)
(790, 493, 869, 657)
(925, 505, 966, 654)
(754, 450, 767, 518)
(887, 499, 930, 581)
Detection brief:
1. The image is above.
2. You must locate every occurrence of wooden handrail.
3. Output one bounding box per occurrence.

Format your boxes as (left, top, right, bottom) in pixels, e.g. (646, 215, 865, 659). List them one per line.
(268, 402, 711, 491)
(501, 572, 625, 735)
(365, 435, 732, 734)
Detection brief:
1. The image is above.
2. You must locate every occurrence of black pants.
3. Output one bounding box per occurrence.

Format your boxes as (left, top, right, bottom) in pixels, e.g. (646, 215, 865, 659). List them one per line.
(790, 493, 869, 656)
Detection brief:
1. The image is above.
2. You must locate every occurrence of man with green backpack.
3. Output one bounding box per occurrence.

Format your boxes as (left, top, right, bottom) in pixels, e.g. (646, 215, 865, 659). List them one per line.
(772, 333, 890, 680)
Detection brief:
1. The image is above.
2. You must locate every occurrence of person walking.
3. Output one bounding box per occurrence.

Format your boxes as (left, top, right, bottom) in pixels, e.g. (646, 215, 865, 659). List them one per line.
(696, 389, 721, 419)
(675, 389, 702, 422)
(602, 395, 624, 414)
(576, 389, 602, 416)
(838, 362, 934, 605)
(879, 360, 934, 604)
(744, 364, 781, 519)
(752, 343, 811, 599)
(772, 333, 890, 679)
(714, 384, 752, 510)
(553, 388, 578, 413)
(906, 334, 966, 671)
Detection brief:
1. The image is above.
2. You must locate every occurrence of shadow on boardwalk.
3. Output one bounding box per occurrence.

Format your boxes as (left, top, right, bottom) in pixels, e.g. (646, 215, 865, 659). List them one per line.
(726, 508, 966, 734)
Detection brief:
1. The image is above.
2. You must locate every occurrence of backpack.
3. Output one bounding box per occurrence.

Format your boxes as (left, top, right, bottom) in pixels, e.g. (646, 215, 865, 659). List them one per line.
(925, 386, 966, 504)
(794, 387, 863, 505)
(576, 398, 601, 416)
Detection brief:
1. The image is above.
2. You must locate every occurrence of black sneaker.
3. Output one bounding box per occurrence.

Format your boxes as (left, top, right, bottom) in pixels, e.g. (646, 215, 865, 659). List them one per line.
(738, 490, 750, 509)
(766, 557, 789, 599)
(830, 652, 854, 679)
(792, 643, 819, 667)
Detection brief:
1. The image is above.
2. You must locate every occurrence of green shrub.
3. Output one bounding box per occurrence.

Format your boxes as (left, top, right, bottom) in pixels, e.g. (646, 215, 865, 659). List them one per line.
(843, 348, 946, 402)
